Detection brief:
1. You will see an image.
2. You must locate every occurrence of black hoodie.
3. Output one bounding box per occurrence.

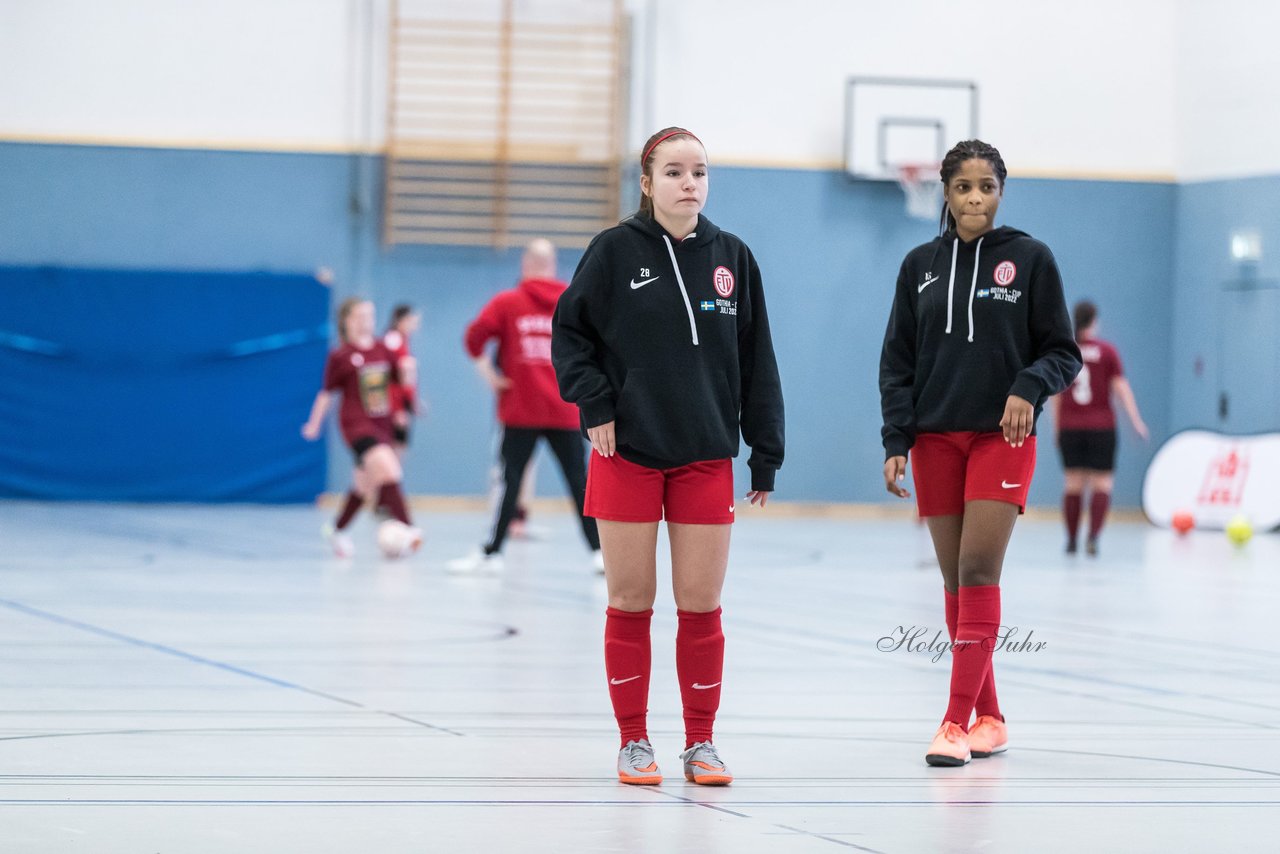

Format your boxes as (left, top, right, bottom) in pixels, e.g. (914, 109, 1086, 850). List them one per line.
(552, 212, 785, 492)
(880, 226, 1082, 460)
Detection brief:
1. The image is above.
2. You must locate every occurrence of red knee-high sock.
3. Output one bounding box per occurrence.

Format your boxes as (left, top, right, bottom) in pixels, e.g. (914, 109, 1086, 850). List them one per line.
(1063, 493, 1082, 546)
(335, 490, 364, 531)
(377, 483, 411, 525)
(944, 588, 1001, 722)
(943, 585, 1000, 730)
(605, 607, 652, 746)
(1088, 491, 1111, 541)
(677, 607, 724, 749)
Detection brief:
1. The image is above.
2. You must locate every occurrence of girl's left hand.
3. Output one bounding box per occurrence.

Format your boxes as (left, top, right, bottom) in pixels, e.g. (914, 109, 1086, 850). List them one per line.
(1000, 395, 1035, 446)
(745, 490, 770, 508)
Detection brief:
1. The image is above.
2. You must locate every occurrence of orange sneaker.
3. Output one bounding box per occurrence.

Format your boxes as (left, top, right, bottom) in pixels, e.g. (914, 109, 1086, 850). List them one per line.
(968, 715, 1007, 758)
(925, 721, 971, 767)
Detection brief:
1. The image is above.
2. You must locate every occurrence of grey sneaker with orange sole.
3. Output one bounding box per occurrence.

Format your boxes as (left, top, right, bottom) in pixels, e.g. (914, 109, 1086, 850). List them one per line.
(617, 739, 662, 785)
(680, 741, 733, 785)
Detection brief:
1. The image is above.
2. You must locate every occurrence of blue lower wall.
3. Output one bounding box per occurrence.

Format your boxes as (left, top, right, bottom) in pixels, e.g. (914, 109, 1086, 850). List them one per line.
(0, 141, 1185, 506)
(1171, 175, 1280, 436)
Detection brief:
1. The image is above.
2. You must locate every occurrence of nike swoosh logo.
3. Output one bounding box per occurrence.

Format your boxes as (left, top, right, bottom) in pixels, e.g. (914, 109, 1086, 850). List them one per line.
(728, 505, 735, 513)
(918, 274, 940, 293)
(630, 277, 660, 289)
(691, 682, 721, 690)
(610, 675, 641, 685)
(1001, 481, 1022, 489)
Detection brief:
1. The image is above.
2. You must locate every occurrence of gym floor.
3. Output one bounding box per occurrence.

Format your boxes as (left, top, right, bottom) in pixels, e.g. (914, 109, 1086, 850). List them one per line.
(2, 499, 1277, 852)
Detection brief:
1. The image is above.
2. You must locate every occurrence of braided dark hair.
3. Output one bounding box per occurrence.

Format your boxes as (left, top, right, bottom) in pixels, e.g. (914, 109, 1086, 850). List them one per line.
(937, 139, 1008, 235)
(636, 126, 700, 218)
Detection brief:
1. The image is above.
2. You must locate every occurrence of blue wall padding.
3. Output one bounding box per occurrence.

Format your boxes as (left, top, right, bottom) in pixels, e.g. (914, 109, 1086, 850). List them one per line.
(0, 266, 329, 502)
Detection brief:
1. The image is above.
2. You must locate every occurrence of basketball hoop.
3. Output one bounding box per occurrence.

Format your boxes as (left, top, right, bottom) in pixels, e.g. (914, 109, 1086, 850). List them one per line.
(896, 163, 942, 221)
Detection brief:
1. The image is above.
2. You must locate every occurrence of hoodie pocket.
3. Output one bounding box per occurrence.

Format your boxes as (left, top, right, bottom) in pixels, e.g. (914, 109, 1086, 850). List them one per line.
(615, 368, 738, 462)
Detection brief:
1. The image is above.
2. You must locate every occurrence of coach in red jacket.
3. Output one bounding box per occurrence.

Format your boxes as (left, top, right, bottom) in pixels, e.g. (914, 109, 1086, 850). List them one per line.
(449, 239, 602, 574)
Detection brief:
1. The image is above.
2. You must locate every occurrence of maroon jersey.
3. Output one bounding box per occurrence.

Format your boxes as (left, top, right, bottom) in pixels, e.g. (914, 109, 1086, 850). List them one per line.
(1058, 337, 1123, 430)
(323, 341, 399, 444)
(382, 329, 414, 413)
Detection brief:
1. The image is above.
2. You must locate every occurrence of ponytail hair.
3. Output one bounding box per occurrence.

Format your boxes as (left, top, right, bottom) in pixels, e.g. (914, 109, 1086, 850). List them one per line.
(937, 139, 1008, 236)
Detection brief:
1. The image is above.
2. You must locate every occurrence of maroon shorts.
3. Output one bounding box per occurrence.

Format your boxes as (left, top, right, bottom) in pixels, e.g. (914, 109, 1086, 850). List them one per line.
(910, 432, 1037, 516)
(585, 453, 734, 524)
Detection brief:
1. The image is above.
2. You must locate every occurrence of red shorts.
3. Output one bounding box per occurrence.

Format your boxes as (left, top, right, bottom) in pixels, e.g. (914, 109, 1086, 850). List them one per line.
(585, 453, 734, 524)
(910, 432, 1037, 516)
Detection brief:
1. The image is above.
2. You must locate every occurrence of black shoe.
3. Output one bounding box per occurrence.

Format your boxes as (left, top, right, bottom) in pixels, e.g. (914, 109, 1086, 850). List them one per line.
(1065, 541, 1078, 555)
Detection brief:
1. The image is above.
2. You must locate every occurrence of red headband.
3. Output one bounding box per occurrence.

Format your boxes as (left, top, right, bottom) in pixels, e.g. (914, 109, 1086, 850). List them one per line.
(641, 130, 702, 165)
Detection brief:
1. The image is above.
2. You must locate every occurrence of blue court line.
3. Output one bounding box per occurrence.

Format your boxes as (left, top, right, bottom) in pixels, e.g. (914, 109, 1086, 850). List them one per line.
(0, 597, 463, 737)
(773, 825, 888, 853)
(650, 785, 889, 851)
(646, 787, 749, 818)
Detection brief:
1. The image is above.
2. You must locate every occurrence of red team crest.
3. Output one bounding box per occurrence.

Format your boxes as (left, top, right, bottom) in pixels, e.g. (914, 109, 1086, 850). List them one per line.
(713, 266, 735, 298)
(993, 261, 1017, 286)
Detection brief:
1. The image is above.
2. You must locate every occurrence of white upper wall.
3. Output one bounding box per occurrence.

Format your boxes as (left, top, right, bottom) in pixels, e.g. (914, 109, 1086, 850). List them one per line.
(640, 0, 1178, 179)
(2, 0, 1273, 181)
(1176, 0, 1280, 181)
(0, 0, 375, 150)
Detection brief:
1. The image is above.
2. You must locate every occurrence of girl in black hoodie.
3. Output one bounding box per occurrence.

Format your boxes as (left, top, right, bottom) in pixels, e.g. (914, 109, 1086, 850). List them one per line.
(553, 127, 784, 787)
(879, 140, 1081, 767)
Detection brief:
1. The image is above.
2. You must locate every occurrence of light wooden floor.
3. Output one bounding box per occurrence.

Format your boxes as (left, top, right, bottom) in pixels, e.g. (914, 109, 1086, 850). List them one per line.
(2, 500, 1277, 853)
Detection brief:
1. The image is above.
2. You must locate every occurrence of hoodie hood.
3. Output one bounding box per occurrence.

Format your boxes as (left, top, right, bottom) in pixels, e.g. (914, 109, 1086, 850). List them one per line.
(942, 225, 1029, 247)
(623, 212, 721, 248)
(923, 226, 1036, 344)
(517, 277, 568, 308)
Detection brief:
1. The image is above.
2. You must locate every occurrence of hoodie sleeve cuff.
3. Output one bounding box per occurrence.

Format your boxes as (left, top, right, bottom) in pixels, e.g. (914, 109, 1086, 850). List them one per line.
(1009, 374, 1043, 406)
(579, 395, 616, 429)
(748, 463, 777, 493)
(883, 435, 911, 461)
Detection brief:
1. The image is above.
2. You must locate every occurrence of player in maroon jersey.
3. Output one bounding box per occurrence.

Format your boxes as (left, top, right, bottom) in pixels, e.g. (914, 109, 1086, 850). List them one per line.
(382, 303, 421, 454)
(1052, 300, 1148, 555)
(302, 298, 420, 557)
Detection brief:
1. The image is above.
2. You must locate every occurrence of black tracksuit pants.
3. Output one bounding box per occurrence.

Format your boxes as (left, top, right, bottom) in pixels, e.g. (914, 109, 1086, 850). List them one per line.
(484, 427, 599, 554)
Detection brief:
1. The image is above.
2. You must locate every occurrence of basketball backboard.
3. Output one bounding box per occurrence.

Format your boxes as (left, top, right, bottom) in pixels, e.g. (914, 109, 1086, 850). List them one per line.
(844, 77, 978, 181)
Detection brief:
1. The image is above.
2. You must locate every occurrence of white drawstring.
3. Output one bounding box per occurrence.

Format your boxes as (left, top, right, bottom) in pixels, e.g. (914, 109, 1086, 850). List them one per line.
(967, 236, 984, 343)
(945, 238, 958, 334)
(662, 234, 700, 346)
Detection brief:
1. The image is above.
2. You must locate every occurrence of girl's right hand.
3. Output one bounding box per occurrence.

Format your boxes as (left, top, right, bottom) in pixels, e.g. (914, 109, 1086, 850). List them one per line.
(883, 455, 911, 498)
(301, 421, 321, 441)
(587, 420, 616, 457)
